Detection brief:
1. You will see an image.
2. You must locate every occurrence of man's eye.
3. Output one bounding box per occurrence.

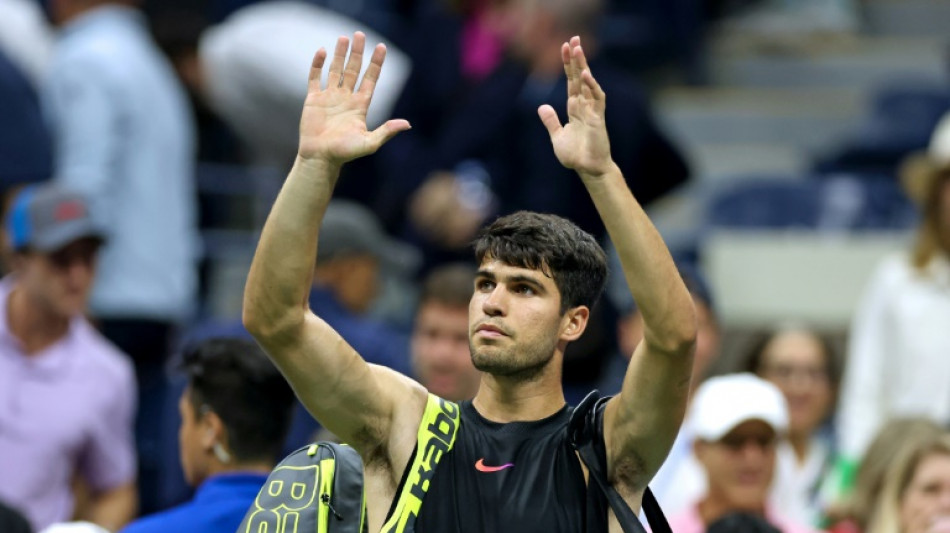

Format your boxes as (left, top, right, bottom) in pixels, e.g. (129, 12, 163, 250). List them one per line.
(477, 280, 494, 291)
(516, 285, 534, 295)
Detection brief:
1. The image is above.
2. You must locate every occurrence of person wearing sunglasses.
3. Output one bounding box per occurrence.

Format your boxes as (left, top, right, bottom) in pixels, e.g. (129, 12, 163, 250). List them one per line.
(0, 183, 136, 532)
(668, 373, 819, 533)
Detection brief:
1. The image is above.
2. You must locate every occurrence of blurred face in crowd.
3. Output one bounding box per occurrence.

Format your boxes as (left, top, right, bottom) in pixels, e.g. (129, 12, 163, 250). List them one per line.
(618, 298, 719, 390)
(756, 330, 833, 439)
(332, 254, 380, 315)
(412, 300, 480, 401)
(900, 451, 950, 533)
(178, 386, 219, 487)
(696, 420, 777, 513)
(14, 238, 99, 318)
(178, 387, 203, 486)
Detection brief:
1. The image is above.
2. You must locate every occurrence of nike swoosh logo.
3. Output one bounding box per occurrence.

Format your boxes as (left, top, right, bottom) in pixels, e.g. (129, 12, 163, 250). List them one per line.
(475, 458, 514, 473)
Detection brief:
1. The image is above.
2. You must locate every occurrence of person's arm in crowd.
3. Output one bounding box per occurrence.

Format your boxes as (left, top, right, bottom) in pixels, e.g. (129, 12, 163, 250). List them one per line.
(242, 33, 426, 456)
(84, 482, 137, 532)
(538, 37, 697, 490)
(74, 350, 138, 531)
(44, 58, 116, 227)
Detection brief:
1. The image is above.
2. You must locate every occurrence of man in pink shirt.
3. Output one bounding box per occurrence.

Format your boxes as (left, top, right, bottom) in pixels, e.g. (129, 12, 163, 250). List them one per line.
(668, 374, 821, 533)
(0, 184, 137, 531)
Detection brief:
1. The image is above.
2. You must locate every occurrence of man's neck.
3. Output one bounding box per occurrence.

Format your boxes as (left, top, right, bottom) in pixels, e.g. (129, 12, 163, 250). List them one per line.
(698, 493, 766, 526)
(7, 287, 71, 355)
(207, 459, 275, 480)
(471, 365, 566, 422)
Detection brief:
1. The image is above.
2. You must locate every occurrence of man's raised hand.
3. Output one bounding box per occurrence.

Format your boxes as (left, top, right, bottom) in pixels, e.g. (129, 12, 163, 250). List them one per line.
(538, 36, 616, 179)
(298, 32, 411, 166)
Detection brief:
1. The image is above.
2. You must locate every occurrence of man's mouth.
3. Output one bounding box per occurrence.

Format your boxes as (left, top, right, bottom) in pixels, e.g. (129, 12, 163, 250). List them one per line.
(475, 324, 508, 337)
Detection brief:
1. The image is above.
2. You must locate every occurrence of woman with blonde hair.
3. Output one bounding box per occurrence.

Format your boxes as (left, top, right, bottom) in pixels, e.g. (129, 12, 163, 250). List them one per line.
(866, 432, 950, 533)
(827, 418, 944, 532)
(835, 112, 950, 499)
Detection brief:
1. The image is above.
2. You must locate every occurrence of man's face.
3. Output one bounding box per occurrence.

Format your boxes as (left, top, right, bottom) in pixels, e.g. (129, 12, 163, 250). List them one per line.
(695, 420, 777, 512)
(178, 387, 206, 487)
(469, 259, 571, 379)
(412, 301, 480, 401)
(334, 255, 380, 315)
(16, 238, 99, 318)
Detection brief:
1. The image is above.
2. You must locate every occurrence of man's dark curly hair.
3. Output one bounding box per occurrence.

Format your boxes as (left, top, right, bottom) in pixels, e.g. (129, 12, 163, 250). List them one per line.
(473, 211, 608, 313)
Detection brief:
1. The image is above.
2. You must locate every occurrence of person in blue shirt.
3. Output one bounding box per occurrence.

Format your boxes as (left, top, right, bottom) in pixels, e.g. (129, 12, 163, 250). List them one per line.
(121, 338, 295, 533)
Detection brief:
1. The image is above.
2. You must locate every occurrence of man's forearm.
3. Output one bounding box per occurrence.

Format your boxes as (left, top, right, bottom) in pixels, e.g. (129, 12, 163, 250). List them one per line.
(86, 483, 136, 532)
(581, 164, 695, 353)
(243, 156, 340, 336)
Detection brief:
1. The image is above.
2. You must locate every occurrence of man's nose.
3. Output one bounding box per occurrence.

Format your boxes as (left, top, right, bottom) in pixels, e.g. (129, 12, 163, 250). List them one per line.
(481, 286, 506, 316)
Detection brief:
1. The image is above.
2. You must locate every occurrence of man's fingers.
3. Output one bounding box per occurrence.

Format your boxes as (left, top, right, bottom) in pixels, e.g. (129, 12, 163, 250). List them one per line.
(572, 41, 591, 74)
(358, 43, 387, 99)
(342, 31, 366, 90)
(538, 105, 562, 137)
(562, 42, 579, 98)
(581, 69, 606, 102)
(308, 48, 327, 86)
(327, 35, 349, 86)
(368, 119, 411, 149)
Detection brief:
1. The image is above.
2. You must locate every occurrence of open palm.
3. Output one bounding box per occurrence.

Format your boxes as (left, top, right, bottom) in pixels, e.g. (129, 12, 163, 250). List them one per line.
(298, 32, 410, 166)
(539, 38, 614, 178)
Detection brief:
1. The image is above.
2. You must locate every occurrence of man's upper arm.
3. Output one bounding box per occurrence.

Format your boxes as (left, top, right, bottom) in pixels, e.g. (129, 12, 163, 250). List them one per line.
(602, 339, 693, 490)
(254, 310, 427, 456)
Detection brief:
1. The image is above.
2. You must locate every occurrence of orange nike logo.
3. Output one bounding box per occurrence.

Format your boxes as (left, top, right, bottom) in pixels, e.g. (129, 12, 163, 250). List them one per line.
(475, 458, 514, 473)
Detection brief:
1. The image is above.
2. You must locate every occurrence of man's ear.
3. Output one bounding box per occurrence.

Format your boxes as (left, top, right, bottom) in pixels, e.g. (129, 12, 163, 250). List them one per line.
(200, 409, 226, 451)
(561, 305, 590, 342)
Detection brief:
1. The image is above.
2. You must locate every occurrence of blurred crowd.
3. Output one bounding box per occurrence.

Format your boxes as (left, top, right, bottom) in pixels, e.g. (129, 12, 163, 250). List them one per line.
(0, 0, 948, 532)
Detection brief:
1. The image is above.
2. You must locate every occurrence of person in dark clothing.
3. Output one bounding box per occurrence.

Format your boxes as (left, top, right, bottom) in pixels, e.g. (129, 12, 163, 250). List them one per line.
(0, 49, 52, 192)
(375, 0, 689, 264)
(121, 338, 295, 533)
(0, 500, 32, 533)
(708, 512, 782, 533)
(243, 31, 696, 531)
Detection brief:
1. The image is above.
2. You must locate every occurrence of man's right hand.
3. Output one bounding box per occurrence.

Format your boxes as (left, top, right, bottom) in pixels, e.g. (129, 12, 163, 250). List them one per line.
(297, 32, 410, 166)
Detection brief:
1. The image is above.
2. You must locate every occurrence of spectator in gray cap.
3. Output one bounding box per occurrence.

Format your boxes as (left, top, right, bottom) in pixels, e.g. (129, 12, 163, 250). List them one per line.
(0, 183, 137, 532)
(266, 199, 418, 450)
(314, 199, 419, 316)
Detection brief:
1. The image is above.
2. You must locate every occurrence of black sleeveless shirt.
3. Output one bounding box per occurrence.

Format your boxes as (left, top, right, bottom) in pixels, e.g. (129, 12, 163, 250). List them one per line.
(412, 401, 593, 532)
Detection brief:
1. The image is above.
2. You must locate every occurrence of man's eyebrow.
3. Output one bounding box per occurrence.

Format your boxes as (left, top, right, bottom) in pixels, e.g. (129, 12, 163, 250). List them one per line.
(508, 274, 544, 287)
(475, 270, 496, 281)
(503, 274, 548, 294)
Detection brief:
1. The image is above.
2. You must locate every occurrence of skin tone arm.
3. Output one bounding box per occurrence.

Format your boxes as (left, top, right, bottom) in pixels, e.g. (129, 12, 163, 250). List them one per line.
(242, 33, 426, 459)
(538, 37, 697, 490)
(73, 481, 137, 532)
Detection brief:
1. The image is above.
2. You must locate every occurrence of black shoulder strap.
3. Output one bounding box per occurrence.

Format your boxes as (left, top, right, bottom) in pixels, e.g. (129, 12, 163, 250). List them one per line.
(569, 390, 672, 533)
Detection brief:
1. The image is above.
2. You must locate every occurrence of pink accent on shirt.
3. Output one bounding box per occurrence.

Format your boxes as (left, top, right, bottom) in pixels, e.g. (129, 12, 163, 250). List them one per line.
(460, 10, 505, 82)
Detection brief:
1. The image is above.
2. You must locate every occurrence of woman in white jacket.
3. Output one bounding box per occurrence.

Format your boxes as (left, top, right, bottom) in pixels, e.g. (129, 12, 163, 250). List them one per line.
(836, 113, 950, 493)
